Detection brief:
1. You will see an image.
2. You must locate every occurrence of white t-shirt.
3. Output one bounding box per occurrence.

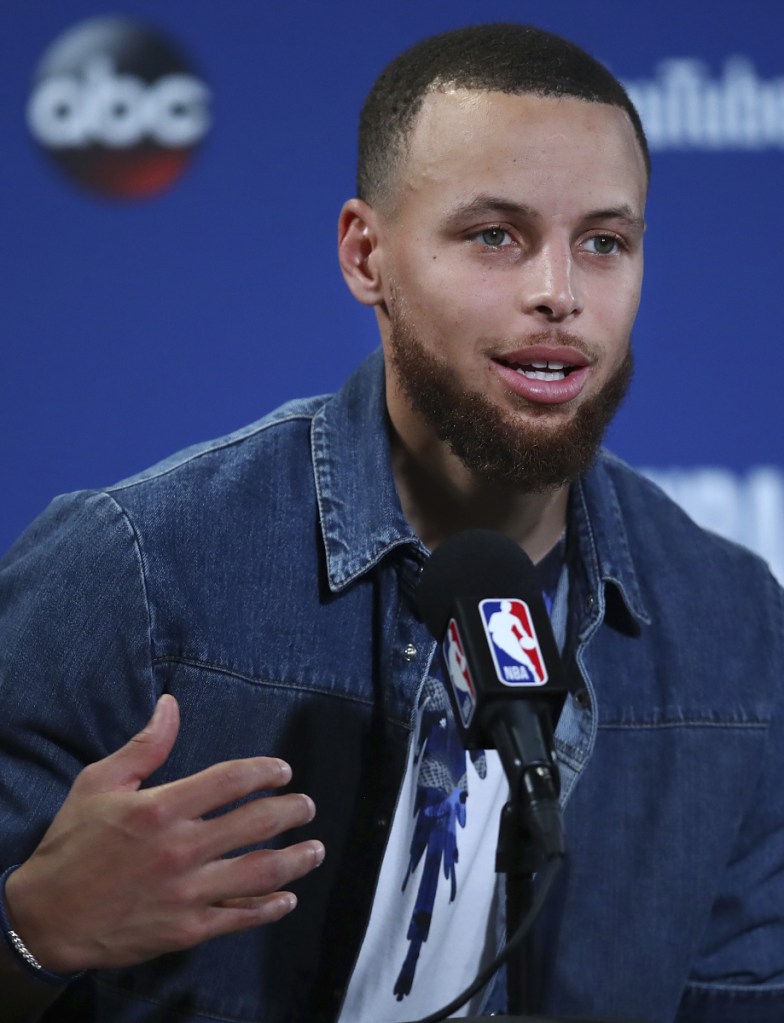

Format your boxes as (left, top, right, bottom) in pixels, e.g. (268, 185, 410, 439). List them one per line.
(338, 669, 508, 1022)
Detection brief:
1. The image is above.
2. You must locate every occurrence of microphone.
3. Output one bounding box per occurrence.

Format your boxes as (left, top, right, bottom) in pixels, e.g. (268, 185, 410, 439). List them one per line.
(417, 529, 567, 860)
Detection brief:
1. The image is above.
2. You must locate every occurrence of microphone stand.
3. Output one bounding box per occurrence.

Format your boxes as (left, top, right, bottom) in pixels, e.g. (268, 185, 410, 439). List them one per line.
(405, 746, 645, 1023)
(478, 702, 568, 1017)
(444, 753, 643, 1022)
(443, 793, 640, 1022)
(496, 794, 546, 1015)
(443, 716, 571, 1022)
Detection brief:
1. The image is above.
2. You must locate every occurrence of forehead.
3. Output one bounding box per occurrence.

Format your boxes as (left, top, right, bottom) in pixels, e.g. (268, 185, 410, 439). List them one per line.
(395, 88, 648, 217)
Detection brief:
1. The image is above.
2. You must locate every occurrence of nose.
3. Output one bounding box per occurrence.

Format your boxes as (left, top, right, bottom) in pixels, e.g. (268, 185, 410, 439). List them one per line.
(521, 243, 582, 321)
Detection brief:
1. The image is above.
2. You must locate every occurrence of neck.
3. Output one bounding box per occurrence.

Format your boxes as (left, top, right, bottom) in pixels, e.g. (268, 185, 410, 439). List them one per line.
(390, 427, 569, 562)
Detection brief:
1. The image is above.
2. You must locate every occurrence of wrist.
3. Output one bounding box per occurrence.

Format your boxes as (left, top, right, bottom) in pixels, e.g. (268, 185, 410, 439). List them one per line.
(1, 865, 82, 981)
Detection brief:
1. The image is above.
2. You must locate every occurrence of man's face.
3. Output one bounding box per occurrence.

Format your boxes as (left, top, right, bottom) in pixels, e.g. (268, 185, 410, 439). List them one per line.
(374, 89, 647, 491)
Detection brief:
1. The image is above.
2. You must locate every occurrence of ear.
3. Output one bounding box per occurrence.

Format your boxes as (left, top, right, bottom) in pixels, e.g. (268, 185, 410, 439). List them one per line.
(337, 198, 386, 307)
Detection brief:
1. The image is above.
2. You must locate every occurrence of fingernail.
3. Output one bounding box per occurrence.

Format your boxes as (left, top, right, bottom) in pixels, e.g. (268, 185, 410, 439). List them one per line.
(312, 842, 325, 866)
(303, 794, 316, 821)
(279, 892, 297, 912)
(275, 759, 292, 781)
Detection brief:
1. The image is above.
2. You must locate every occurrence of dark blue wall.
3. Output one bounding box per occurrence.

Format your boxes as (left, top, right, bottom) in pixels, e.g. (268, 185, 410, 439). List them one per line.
(3, 2, 782, 577)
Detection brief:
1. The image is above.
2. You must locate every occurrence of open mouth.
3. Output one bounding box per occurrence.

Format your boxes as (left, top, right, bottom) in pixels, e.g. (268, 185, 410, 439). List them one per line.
(496, 357, 576, 382)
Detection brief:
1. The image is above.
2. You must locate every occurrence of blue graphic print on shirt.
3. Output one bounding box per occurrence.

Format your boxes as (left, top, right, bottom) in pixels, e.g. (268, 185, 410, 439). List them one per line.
(393, 667, 487, 1000)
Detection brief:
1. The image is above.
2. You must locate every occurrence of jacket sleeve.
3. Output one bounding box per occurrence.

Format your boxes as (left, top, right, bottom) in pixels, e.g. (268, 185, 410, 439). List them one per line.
(676, 571, 784, 1023)
(0, 490, 159, 1016)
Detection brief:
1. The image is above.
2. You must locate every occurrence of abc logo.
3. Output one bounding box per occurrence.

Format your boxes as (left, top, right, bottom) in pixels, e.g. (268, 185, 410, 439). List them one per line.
(27, 17, 212, 199)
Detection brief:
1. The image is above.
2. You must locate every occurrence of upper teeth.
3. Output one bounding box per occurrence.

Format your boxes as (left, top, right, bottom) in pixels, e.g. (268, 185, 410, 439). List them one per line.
(516, 360, 567, 381)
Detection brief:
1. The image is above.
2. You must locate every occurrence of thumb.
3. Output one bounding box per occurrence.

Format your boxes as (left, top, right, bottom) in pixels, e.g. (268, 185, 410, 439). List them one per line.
(77, 695, 180, 795)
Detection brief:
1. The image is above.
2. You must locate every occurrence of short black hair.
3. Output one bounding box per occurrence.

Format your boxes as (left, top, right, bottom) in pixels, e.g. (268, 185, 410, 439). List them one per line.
(357, 23, 650, 206)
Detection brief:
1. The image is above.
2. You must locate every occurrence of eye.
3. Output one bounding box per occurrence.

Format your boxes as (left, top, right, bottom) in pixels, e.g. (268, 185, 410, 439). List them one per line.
(585, 234, 621, 255)
(477, 226, 510, 248)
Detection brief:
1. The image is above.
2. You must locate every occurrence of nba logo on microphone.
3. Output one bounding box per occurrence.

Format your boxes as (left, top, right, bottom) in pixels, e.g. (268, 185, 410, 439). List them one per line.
(442, 619, 477, 727)
(479, 599, 548, 687)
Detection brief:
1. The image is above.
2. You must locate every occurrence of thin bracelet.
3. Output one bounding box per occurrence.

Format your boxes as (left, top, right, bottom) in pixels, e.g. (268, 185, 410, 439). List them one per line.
(0, 865, 79, 984)
(8, 928, 44, 971)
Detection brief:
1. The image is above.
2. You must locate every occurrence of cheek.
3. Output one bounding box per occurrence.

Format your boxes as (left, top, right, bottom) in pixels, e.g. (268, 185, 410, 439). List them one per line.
(422, 265, 511, 331)
(594, 273, 642, 335)
(396, 260, 493, 335)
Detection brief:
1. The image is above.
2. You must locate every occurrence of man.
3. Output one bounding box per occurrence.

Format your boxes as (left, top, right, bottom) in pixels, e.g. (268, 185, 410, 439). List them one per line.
(1, 23, 782, 1023)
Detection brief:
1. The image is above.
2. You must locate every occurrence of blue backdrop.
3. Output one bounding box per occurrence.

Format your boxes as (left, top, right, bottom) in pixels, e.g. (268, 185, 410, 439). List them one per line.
(2, 2, 782, 579)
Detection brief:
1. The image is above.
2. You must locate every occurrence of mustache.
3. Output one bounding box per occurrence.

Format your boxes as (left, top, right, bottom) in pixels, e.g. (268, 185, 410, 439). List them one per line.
(483, 331, 600, 360)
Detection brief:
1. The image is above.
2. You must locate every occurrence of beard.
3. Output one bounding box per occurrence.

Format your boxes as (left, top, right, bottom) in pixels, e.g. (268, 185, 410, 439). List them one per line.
(386, 301, 634, 494)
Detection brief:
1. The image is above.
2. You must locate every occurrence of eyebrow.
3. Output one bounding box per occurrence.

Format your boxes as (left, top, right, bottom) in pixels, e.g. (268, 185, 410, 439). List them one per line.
(584, 205, 646, 233)
(443, 195, 536, 224)
(443, 194, 645, 233)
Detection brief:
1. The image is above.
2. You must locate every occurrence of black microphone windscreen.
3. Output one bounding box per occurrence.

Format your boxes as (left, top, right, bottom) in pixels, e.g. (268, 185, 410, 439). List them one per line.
(417, 529, 542, 639)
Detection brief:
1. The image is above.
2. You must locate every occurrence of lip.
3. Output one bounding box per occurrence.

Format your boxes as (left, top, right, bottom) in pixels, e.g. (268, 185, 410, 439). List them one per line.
(490, 346, 592, 405)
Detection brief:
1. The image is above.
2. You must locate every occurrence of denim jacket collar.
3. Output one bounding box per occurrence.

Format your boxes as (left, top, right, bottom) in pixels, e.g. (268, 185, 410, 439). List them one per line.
(313, 347, 651, 632)
(312, 349, 424, 592)
(571, 455, 652, 633)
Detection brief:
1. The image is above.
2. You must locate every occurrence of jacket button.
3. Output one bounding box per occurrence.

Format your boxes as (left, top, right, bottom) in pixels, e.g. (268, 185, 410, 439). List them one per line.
(402, 643, 417, 661)
(573, 688, 591, 709)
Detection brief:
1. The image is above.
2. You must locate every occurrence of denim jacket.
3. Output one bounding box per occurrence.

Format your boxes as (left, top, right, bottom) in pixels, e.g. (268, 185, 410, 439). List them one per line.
(1, 349, 782, 1023)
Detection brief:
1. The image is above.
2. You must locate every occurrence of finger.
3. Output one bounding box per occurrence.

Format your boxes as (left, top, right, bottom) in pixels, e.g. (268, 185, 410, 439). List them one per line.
(206, 892, 300, 937)
(156, 756, 294, 821)
(140, 892, 301, 957)
(75, 695, 180, 796)
(197, 792, 315, 860)
(215, 895, 294, 911)
(204, 840, 325, 904)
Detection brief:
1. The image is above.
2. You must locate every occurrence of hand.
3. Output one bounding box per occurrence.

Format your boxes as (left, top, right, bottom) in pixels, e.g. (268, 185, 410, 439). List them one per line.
(4, 695, 324, 974)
